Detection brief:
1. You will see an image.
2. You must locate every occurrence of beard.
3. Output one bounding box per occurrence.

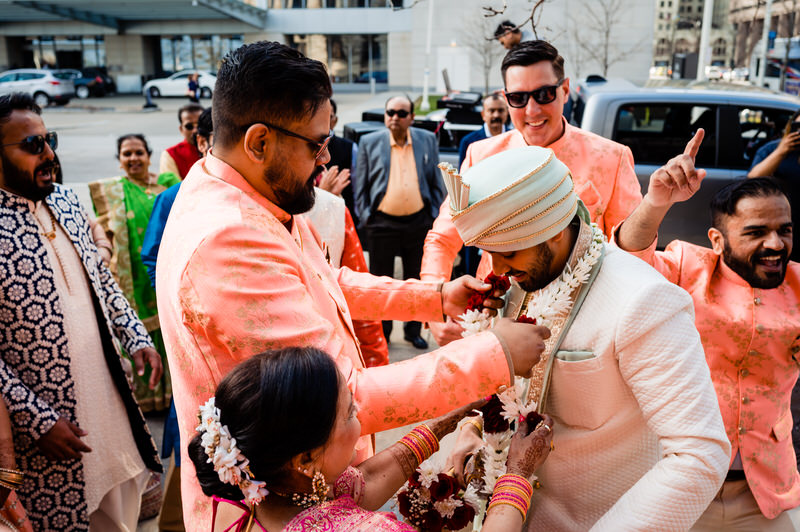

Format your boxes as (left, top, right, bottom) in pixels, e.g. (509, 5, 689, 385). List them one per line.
(722, 240, 788, 289)
(266, 163, 322, 215)
(0, 152, 56, 202)
(511, 242, 556, 292)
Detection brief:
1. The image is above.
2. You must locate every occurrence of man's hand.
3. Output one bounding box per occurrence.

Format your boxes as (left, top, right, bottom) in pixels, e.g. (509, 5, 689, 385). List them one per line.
(441, 275, 506, 319)
(132, 347, 163, 390)
(36, 417, 92, 461)
(491, 318, 550, 378)
(645, 129, 707, 209)
(317, 165, 351, 196)
(429, 317, 466, 346)
(776, 130, 800, 159)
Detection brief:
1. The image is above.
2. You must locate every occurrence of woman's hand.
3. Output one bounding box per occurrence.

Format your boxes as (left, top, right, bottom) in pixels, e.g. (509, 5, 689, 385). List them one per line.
(427, 398, 487, 441)
(445, 421, 484, 486)
(504, 414, 554, 483)
(776, 130, 800, 158)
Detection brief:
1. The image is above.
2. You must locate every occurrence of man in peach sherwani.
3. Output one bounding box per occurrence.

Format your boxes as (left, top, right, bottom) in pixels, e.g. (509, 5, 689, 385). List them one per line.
(616, 130, 800, 529)
(156, 41, 549, 531)
(421, 40, 643, 345)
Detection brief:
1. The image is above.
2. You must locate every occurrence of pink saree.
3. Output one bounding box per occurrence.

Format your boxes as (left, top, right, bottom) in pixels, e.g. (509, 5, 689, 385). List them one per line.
(211, 467, 414, 531)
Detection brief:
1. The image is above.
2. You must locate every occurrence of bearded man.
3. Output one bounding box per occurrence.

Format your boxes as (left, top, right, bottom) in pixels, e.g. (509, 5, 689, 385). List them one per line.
(0, 92, 162, 530)
(155, 41, 549, 530)
(443, 145, 729, 530)
(616, 130, 800, 530)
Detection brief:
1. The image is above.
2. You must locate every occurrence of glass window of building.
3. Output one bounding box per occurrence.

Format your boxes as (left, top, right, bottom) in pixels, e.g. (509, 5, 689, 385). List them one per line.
(288, 33, 387, 84)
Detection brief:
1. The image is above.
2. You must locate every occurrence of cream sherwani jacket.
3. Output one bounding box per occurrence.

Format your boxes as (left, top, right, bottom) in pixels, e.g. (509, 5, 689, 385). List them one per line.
(156, 154, 512, 530)
(523, 244, 730, 531)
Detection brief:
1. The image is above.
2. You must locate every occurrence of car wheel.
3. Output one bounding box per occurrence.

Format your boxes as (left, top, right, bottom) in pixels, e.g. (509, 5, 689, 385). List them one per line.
(148, 87, 161, 98)
(76, 85, 90, 99)
(33, 92, 50, 107)
(200, 87, 212, 99)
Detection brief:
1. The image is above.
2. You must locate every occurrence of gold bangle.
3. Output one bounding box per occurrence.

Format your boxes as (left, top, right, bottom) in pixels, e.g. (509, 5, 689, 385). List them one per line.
(461, 417, 483, 436)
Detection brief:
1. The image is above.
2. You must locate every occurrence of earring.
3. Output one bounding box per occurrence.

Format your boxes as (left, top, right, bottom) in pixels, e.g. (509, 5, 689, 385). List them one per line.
(291, 470, 328, 509)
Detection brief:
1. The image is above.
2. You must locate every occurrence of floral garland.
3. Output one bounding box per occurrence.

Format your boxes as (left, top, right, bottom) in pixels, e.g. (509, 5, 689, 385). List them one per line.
(396, 460, 481, 532)
(459, 223, 604, 501)
(197, 397, 270, 505)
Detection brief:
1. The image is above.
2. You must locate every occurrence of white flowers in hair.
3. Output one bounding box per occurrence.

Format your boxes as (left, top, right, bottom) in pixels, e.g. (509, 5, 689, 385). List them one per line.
(197, 397, 269, 505)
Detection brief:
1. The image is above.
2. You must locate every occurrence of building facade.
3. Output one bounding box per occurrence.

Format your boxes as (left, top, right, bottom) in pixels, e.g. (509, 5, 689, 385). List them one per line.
(652, 0, 736, 75)
(730, 0, 799, 67)
(0, 0, 654, 93)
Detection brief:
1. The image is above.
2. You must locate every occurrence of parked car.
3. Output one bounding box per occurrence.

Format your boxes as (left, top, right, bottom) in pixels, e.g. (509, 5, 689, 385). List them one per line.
(61, 68, 115, 98)
(143, 70, 216, 98)
(0, 68, 74, 106)
(572, 78, 800, 247)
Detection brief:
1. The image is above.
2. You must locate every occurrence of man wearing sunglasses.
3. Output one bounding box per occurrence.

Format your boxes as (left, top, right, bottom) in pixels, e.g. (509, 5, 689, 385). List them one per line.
(159, 103, 204, 179)
(0, 93, 163, 530)
(155, 41, 550, 531)
(420, 40, 643, 346)
(353, 95, 445, 349)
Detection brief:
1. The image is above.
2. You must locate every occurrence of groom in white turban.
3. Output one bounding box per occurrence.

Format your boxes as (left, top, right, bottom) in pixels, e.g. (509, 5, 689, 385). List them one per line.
(444, 146, 730, 531)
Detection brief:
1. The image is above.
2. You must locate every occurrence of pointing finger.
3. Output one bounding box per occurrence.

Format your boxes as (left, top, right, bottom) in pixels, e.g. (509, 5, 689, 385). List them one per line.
(684, 128, 705, 160)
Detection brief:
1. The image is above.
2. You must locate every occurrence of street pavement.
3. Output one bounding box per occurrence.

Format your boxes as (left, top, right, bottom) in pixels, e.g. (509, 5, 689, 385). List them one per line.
(34, 94, 443, 529)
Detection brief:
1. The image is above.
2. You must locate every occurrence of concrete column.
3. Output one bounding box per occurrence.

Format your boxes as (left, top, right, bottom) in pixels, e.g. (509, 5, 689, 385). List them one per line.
(0, 37, 26, 71)
(105, 34, 149, 93)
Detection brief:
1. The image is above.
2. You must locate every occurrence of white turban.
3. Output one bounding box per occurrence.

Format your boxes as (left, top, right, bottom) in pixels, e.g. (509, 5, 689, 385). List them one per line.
(440, 146, 579, 252)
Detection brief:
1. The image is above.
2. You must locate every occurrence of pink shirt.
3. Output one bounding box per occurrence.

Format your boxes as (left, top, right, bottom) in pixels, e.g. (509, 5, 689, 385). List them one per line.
(627, 239, 800, 518)
(420, 123, 642, 282)
(156, 154, 512, 530)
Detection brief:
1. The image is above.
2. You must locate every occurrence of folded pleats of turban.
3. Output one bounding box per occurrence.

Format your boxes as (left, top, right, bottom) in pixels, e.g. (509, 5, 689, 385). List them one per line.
(440, 146, 579, 252)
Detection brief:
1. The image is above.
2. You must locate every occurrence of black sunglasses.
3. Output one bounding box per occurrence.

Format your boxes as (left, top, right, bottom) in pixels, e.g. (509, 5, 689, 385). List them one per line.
(0, 132, 58, 155)
(182, 123, 196, 131)
(247, 121, 332, 160)
(385, 109, 410, 118)
(504, 79, 565, 108)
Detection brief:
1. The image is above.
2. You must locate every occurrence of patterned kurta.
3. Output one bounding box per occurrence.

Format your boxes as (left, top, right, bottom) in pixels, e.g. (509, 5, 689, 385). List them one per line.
(626, 239, 800, 518)
(0, 186, 161, 530)
(156, 154, 513, 531)
(420, 122, 643, 282)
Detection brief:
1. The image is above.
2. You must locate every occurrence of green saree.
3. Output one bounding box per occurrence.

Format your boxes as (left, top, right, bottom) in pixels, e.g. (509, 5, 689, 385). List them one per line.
(89, 172, 181, 412)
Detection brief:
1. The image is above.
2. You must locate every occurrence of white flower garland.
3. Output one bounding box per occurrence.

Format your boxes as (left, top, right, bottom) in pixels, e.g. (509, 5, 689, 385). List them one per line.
(460, 224, 605, 498)
(458, 223, 604, 334)
(197, 397, 269, 505)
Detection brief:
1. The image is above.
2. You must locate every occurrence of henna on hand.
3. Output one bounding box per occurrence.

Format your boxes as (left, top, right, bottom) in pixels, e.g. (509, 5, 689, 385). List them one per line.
(427, 398, 488, 440)
(505, 415, 553, 481)
(387, 442, 419, 479)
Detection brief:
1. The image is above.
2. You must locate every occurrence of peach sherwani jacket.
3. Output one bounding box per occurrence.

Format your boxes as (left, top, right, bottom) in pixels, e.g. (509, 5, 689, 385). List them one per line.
(628, 239, 800, 518)
(156, 154, 512, 530)
(420, 122, 643, 282)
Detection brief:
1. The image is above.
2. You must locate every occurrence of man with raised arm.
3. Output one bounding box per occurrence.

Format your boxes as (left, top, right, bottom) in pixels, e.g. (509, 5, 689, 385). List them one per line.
(421, 40, 642, 345)
(615, 130, 800, 529)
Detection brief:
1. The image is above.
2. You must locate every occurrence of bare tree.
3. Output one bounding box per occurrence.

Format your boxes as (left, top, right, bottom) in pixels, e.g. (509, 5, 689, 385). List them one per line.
(462, 14, 506, 94)
(570, 0, 646, 77)
(481, 0, 552, 39)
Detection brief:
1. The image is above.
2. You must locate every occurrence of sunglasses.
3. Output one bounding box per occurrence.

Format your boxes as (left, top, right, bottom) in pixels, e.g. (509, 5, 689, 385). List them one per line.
(248, 121, 333, 160)
(182, 123, 197, 131)
(504, 79, 565, 108)
(0, 132, 58, 154)
(385, 109, 410, 118)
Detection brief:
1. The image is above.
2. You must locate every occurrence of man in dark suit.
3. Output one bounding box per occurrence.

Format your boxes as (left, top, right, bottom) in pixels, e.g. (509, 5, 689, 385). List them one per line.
(354, 95, 443, 349)
(458, 93, 509, 167)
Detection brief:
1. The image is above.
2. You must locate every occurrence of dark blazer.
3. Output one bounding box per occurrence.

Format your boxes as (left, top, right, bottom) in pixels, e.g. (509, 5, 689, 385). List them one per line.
(458, 126, 489, 167)
(354, 127, 443, 228)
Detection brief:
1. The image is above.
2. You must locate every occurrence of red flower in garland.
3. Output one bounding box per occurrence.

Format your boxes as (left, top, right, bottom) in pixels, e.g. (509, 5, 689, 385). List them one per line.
(524, 411, 545, 435)
(429, 473, 459, 501)
(446, 503, 477, 530)
(465, 273, 511, 312)
(516, 315, 538, 325)
(421, 509, 444, 532)
(479, 394, 511, 433)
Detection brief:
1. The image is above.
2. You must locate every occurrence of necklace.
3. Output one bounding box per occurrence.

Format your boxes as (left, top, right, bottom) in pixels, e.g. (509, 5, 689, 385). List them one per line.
(35, 206, 72, 293)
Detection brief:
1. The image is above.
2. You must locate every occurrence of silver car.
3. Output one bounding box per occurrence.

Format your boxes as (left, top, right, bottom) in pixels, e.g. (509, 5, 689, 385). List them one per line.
(572, 79, 799, 247)
(0, 69, 75, 107)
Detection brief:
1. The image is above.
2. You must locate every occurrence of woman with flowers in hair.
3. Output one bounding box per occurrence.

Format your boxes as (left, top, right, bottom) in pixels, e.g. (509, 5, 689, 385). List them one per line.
(189, 347, 553, 531)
